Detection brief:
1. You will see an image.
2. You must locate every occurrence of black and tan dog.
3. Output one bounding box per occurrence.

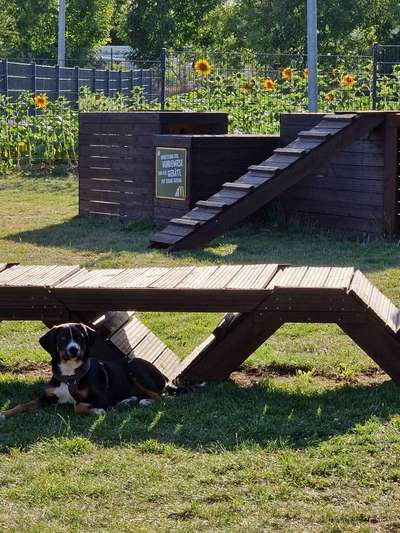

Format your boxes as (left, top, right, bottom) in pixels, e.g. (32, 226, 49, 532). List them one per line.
(0, 323, 167, 420)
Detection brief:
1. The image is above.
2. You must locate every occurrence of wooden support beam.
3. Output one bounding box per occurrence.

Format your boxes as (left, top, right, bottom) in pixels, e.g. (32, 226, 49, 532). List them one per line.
(175, 312, 284, 383)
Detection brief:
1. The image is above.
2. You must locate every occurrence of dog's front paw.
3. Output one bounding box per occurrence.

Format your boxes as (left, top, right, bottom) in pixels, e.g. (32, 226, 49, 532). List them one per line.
(93, 408, 106, 416)
(0, 413, 6, 423)
(118, 396, 138, 408)
(138, 399, 152, 408)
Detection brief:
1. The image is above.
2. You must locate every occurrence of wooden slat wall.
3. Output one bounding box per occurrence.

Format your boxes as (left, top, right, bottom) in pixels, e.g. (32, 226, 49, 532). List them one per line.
(79, 112, 228, 220)
(277, 113, 388, 236)
(79, 113, 158, 219)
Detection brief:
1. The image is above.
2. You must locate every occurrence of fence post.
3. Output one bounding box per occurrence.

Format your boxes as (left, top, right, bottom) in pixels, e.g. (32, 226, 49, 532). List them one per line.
(160, 47, 167, 110)
(92, 68, 96, 92)
(119, 69, 123, 94)
(32, 62, 37, 95)
(106, 68, 111, 97)
(75, 66, 80, 107)
(372, 42, 379, 110)
(4, 59, 8, 97)
(56, 64, 60, 99)
(130, 69, 134, 92)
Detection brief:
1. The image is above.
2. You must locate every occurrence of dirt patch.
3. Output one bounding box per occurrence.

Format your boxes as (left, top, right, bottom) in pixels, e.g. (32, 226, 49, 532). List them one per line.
(230, 364, 390, 388)
(0, 361, 51, 379)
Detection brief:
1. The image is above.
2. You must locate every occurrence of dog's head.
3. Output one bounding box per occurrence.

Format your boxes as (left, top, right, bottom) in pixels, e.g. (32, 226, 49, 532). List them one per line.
(39, 323, 97, 364)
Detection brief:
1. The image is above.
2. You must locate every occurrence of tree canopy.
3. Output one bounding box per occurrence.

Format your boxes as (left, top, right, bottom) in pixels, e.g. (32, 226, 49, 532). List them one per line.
(0, 0, 115, 60)
(0, 0, 399, 62)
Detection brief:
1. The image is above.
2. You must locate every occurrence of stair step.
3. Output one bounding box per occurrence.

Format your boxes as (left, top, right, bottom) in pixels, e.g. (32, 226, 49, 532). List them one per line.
(324, 113, 357, 122)
(170, 218, 201, 227)
(196, 200, 228, 210)
(150, 232, 181, 246)
(238, 175, 272, 186)
(273, 147, 308, 156)
(223, 182, 255, 191)
(298, 130, 332, 139)
(184, 209, 218, 222)
(248, 165, 280, 175)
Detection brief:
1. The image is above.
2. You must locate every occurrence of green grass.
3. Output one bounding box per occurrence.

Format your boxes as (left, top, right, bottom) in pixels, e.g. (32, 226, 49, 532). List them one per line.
(1, 170, 400, 531)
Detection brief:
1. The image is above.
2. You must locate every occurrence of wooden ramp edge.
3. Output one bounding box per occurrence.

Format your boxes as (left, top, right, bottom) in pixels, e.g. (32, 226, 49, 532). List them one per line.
(149, 113, 384, 251)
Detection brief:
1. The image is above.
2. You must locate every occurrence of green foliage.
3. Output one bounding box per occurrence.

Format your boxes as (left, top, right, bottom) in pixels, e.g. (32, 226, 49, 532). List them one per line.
(179, 0, 400, 56)
(117, 0, 224, 60)
(0, 0, 115, 60)
(0, 93, 77, 173)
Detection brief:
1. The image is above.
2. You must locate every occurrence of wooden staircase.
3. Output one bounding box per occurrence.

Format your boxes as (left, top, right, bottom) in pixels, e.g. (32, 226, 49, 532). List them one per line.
(149, 113, 384, 251)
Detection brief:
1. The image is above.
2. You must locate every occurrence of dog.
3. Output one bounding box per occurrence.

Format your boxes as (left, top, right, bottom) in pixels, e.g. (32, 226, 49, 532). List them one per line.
(0, 322, 167, 420)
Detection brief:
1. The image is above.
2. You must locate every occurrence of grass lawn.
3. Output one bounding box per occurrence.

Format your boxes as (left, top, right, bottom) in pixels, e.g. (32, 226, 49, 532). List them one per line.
(1, 170, 400, 531)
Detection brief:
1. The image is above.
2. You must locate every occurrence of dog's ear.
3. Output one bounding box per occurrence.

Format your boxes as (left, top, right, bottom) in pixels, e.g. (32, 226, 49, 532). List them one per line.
(39, 326, 59, 355)
(80, 324, 97, 349)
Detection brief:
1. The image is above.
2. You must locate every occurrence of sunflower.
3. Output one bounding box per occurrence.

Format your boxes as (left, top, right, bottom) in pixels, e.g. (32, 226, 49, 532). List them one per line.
(303, 68, 308, 80)
(263, 78, 277, 92)
(282, 67, 293, 81)
(341, 74, 356, 87)
(33, 94, 49, 109)
(193, 59, 212, 76)
(324, 91, 335, 102)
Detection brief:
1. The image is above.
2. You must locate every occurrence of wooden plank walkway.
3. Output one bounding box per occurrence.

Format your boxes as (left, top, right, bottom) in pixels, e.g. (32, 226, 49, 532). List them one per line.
(149, 113, 385, 251)
(1, 263, 400, 384)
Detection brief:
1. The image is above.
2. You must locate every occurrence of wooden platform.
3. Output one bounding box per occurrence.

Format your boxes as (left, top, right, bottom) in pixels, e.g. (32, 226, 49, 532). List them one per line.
(149, 112, 387, 250)
(1, 263, 400, 384)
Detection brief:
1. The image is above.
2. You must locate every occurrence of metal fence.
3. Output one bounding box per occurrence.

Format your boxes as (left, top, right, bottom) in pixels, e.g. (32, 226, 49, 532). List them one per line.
(158, 45, 400, 134)
(0, 58, 159, 105)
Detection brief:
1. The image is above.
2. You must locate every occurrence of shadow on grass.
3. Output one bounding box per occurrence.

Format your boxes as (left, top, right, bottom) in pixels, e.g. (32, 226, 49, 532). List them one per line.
(5, 215, 159, 256)
(1, 377, 399, 452)
(5, 212, 400, 272)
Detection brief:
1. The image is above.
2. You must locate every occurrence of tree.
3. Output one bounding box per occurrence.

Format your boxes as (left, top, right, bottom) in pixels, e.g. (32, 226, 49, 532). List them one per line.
(117, 0, 224, 60)
(0, 0, 19, 57)
(0, 0, 115, 61)
(226, 0, 400, 56)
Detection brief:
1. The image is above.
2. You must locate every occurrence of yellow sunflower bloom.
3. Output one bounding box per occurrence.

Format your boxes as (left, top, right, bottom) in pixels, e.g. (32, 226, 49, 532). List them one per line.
(193, 59, 212, 76)
(324, 91, 335, 102)
(33, 94, 49, 109)
(341, 74, 356, 87)
(303, 68, 308, 80)
(263, 78, 277, 92)
(282, 67, 293, 81)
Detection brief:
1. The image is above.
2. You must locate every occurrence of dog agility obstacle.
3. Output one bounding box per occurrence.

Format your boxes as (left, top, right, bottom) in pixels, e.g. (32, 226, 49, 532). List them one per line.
(149, 112, 396, 250)
(1, 262, 400, 384)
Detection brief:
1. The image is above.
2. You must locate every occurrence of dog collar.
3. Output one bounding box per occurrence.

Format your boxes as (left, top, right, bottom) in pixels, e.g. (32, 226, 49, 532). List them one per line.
(55, 358, 91, 386)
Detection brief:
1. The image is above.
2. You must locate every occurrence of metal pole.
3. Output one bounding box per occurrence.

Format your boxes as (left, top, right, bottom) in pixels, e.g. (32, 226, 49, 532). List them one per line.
(307, 0, 318, 112)
(371, 42, 379, 110)
(160, 48, 167, 110)
(58, 0, 66, 67)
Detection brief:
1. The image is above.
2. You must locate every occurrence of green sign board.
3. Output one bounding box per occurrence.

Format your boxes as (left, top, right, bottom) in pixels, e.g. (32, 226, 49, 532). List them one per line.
(155, 147, 187, 201)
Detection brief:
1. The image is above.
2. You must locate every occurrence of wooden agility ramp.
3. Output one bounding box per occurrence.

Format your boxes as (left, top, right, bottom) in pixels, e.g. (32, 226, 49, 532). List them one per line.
(149, 112, 385, 251)
(0, 262, 400, 384)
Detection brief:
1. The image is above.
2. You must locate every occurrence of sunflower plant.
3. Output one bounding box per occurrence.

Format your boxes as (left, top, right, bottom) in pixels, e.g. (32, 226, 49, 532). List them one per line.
(0, 92, 77, 172)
